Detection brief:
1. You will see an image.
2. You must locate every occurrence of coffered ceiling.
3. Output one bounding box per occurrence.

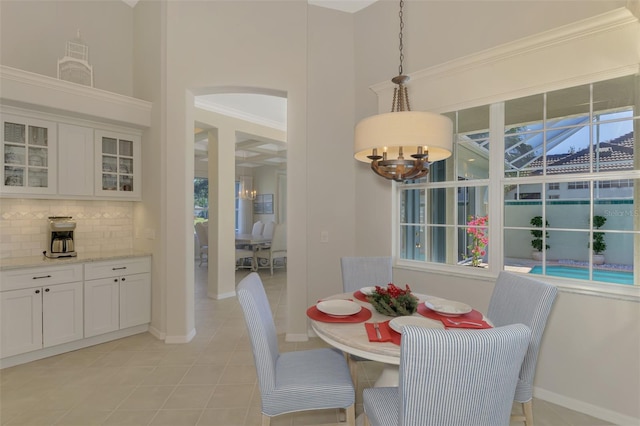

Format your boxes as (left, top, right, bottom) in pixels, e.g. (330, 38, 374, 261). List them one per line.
(194, 93, 287, 169)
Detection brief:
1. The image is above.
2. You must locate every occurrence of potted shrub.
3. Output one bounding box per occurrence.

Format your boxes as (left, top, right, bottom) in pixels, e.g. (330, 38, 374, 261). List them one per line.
(591, 215, 607, 265)
(530, 216, 549, 261)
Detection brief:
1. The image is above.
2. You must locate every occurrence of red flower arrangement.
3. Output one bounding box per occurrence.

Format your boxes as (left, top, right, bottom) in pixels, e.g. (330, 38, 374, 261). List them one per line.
(367, 283, 419, 317)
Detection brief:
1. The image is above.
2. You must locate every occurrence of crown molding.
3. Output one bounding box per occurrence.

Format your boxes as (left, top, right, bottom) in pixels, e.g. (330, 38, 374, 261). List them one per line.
(195, 98, 286, 132)
(370, 7, 640, 113)
(0, 65, 152, 128)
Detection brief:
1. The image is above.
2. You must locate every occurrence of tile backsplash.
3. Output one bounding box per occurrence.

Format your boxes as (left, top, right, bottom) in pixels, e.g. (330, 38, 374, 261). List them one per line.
(0, 199, 134, 260)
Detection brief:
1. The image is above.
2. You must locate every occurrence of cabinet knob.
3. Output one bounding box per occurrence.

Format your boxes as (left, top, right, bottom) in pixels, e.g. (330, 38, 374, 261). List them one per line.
(45, 288, 50, 292)
(35, 289, 40, 294)
(121, 277, 126, 282)
(114, 278, 119, 283)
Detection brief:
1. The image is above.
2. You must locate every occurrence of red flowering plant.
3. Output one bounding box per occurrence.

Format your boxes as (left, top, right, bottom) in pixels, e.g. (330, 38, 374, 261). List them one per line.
(466, 215, 488, 267)
(367, 283, 419, 317)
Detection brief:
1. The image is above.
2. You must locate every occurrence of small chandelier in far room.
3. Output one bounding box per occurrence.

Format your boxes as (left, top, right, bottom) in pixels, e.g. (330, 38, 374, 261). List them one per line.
(238, 175, 256, 200)
(354, 0, 453, 182)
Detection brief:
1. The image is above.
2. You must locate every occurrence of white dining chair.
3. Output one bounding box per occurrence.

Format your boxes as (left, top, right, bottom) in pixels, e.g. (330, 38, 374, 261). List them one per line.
(257, 223, 286, 275)
(252, 220, 264, 237)
(487, 271, 558, 426)
(194, 222, 208, 266)
(363, 324, 531, 426)
(237, 272, 355, 426)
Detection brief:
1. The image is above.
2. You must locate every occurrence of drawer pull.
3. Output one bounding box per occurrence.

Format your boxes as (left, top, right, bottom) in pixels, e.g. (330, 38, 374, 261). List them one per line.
(112, 267, 127, 271)
(32, 275, 52, 280)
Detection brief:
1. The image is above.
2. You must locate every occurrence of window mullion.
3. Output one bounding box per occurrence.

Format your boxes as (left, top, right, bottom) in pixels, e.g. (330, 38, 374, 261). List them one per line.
(489, 102, 505, 272)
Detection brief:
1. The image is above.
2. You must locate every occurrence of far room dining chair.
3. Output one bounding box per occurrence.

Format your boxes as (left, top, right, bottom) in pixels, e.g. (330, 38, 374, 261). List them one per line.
(487, 271, 558, 426)
(252, 220, 264, 237)
(340, 256, 392, 386)
(194, 222, 208, 266)
(236, 272, 355, 426)
(257, 223, 286, 275)
(262, 220, 276, 240)
(363, 324, 531, 426)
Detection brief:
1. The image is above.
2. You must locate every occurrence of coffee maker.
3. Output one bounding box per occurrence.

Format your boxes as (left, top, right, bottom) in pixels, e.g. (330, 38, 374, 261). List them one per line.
(47, 216, 77, 258)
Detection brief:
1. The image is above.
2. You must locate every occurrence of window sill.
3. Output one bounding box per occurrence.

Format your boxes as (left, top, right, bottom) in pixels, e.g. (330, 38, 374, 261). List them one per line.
(395, 260, 639, 303)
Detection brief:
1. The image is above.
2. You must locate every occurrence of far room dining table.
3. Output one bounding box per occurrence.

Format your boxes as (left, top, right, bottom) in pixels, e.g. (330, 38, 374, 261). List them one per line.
(235, 233, 272, 269)
(309, 290, 493, 387)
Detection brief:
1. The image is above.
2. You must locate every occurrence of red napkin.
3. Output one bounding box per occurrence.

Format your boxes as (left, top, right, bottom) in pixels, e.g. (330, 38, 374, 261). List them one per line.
(364, 321, 401, 345)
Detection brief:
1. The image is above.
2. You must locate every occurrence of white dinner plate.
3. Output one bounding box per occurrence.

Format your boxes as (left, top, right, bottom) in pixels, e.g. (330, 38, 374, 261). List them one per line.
(389, 316, 444, 333)
(359, 286, 377, 295)
(316, 300, 361, 317)
(424, 298, 472, 316)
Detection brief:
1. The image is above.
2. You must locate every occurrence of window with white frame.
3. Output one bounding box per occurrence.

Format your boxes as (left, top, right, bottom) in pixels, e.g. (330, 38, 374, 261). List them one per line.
(397, 74, 638, 287)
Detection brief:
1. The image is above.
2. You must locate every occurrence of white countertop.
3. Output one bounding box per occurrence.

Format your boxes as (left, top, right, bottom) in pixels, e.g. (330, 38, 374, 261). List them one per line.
(0, 250, 152, 271)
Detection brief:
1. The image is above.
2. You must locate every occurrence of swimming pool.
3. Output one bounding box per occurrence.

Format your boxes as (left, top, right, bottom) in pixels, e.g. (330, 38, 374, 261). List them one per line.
(529, 265, 634, 285)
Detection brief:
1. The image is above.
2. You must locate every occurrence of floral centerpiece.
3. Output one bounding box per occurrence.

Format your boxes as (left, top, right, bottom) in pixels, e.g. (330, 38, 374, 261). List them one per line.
(367, 283, 419, 317)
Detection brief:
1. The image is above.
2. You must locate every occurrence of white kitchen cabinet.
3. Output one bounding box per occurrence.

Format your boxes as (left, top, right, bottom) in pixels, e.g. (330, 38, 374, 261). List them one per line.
(94, 130, 141, 199)
(58, 123, 94, 196)
(0, 279, 83, 358)
(84, 256, 151, 337)
(1, 113, 57, 195)
(0, 287, 42, 358)
(119, 272, 151, 329)
(84, 277, 120, 338)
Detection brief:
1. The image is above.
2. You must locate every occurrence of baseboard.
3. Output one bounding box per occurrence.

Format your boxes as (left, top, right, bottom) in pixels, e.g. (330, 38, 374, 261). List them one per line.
(208, 290, 236, 300)
(285, 333, 309, 342)
(0, 324, 149, 369)
(148, 325, 166, 340)
(534, 386, 639, 426)
(164, 327, 196, 344)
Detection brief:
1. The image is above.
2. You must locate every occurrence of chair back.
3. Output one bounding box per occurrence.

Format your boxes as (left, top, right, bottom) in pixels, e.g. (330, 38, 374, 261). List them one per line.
(252, 221, 264, 237)
(262, 221, 276, 239)
(487, 271, 558, 402)
(340, 256, 392, 292)
(270, 223, 286, 253)
(236, 272, 279, 395)
(194, 222, 208, 247)
(399, 324, 530, 426)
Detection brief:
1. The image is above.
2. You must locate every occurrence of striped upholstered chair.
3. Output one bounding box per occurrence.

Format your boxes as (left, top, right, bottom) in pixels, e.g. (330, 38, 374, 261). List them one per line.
(340, 256, 393, 293)
(363, 324, 531, 426)
(340, 256, 393, 387)
(487, 271, 558, 426)
(236, 272, 355, 426)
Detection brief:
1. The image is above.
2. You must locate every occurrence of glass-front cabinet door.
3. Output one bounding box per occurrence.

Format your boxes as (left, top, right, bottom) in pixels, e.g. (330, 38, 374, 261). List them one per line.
(1, 114, 57, 195)
(94, 130, 141, 198)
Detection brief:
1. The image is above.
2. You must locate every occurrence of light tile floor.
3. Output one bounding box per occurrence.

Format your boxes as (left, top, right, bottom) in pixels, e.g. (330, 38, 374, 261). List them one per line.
(0, 265, 613, 425)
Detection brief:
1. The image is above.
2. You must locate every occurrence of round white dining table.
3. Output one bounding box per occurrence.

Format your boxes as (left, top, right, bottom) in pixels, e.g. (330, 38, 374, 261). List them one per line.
(310, 291, 491, 386)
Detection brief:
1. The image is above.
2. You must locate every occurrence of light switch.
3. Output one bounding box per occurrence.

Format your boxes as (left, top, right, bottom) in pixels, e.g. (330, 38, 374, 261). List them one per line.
(320, 230, 329, 243)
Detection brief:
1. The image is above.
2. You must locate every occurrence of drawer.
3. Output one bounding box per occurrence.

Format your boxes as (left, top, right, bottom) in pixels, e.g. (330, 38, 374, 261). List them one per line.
(85, 256, 151, 280)
(0, 264, 83, 292)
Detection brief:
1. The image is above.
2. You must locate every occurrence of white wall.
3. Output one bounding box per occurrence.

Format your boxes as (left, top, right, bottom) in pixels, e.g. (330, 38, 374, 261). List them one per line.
(0, 1, 134, 96)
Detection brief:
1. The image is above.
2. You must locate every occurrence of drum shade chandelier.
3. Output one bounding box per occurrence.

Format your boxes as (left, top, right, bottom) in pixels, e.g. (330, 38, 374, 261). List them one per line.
(354, 0, 453, 182)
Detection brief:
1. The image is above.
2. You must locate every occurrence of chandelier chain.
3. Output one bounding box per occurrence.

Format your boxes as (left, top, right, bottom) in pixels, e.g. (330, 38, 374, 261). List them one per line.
(398, 0, 404, 76)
